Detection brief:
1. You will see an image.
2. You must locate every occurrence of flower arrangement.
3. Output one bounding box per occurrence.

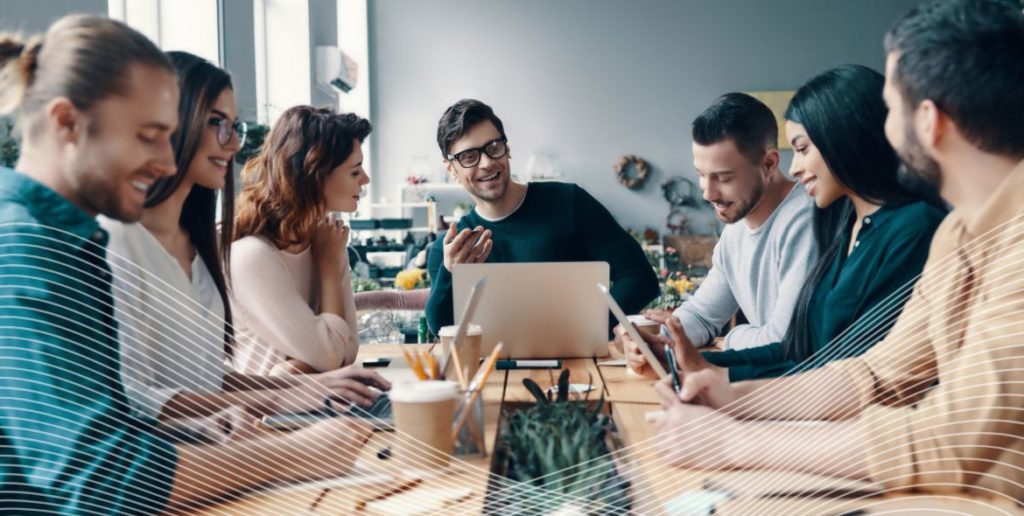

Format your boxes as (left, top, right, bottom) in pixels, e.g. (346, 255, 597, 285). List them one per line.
(665, 273, 694, 295)
(648, 247, 698, 310)
(394, 268, 428, 290)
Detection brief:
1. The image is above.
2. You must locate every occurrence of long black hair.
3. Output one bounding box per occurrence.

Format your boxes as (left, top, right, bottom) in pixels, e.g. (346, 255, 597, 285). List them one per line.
(145, 51, 235, 354)
(779, 64, 938, 362)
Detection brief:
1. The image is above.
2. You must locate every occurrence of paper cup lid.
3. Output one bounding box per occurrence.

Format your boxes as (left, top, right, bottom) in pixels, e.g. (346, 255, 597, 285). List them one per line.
(389, 380, 459, 403)
(438, 324, 482, 337)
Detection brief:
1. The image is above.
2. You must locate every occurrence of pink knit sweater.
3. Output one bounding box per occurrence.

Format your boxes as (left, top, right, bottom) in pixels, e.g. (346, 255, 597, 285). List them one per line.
(228, 236, 358, 374)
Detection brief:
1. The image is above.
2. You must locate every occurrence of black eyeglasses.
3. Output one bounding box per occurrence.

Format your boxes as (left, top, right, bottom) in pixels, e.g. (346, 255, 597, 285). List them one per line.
(446, 137, 508, 168)
(210, 117, 248, 147)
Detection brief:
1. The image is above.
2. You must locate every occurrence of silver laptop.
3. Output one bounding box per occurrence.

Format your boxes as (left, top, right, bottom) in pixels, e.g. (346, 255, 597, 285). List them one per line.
(452, 262, 610, 358)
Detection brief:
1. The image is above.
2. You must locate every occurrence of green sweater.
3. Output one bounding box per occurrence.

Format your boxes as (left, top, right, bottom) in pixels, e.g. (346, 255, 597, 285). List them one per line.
(704, 201, 946, 381)
(0, 168, 176, 514)
(426, 182, 658, 335)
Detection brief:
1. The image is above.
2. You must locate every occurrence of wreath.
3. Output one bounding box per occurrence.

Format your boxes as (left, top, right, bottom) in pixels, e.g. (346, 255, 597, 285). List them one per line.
(666, 208, 690, 234)
(661, 176, 702, 208)
(614, 155, 650, 190)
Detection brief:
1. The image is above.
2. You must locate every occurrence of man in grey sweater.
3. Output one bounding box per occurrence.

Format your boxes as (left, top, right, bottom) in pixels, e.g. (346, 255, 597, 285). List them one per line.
(620, 93, 816, 362)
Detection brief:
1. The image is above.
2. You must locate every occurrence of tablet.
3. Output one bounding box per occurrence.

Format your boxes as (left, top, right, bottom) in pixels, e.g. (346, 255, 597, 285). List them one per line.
(596, 284, 668, 378)
(439, 276, 486, 376)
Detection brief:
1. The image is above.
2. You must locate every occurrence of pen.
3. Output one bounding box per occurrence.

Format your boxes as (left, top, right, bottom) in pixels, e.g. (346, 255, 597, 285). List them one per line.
(495, 359, 561, 370)
(664, 344, 681, 394)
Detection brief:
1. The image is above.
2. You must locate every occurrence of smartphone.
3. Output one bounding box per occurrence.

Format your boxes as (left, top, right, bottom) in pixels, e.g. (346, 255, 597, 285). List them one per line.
(467, 227, 484, 244)
(362, 357, 391, 368)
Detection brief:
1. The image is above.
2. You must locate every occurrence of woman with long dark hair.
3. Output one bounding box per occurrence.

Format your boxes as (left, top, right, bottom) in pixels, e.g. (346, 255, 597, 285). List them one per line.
(231, 106, 372, 375)
(102, 52, 386, 428)
(625, 65, 946, 381)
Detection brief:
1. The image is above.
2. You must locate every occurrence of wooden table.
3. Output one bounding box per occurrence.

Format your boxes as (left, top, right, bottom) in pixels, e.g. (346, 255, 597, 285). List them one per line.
(185, 345, 1021, 515)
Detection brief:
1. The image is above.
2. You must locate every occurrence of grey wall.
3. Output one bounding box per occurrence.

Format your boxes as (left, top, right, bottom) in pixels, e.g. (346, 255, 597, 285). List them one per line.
(368, 0, 922, 234)
(222, 0, 258, 122)
(0, 0, 107, 32)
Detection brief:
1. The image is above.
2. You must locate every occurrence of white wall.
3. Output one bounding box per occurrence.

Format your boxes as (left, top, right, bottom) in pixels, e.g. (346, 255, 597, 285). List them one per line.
(367, 0, 924, 235)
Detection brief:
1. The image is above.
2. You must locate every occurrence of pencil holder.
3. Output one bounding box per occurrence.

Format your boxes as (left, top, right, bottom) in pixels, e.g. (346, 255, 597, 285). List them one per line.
(454, 394, 486, 457)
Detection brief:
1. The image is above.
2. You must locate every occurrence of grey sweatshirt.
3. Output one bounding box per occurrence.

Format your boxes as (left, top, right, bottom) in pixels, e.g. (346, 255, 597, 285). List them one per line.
(673, 183, 817, 350)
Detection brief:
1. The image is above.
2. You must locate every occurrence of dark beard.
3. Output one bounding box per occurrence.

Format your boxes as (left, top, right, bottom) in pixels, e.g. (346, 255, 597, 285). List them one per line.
(896, 162, 943, 205)
(719, 179, 765, 224)
(895, 125, 945, 205)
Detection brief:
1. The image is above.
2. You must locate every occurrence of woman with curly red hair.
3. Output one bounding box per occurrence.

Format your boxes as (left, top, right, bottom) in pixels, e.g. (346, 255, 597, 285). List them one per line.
(232, 106, 371, 375)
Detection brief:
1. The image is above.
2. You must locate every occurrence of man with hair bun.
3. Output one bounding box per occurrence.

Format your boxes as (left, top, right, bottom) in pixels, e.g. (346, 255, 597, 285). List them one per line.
(1, 15, 372, 513)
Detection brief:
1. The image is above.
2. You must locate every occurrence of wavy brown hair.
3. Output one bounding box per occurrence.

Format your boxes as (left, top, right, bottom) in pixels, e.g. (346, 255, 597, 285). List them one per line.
(234, 106, 371, 249)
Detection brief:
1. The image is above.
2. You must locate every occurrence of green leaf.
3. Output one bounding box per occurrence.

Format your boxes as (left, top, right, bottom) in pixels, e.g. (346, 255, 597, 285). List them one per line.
(557, 368, 570, 402)
(522, 378, 549, 404)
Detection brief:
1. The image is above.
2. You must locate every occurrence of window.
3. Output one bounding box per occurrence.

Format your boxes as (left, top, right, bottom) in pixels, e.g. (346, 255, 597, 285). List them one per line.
(253, 0, 311, 124)
(110, 0, 219, 65)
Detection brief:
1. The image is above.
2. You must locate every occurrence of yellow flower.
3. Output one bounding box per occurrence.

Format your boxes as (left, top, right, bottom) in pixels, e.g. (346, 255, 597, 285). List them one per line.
(395, 268, 426, 290)
(666, 277, 694, 294)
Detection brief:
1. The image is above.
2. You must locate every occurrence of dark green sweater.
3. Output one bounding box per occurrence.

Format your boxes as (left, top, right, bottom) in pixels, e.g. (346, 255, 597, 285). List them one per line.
(703, 201, 946, 381)
(425, 182, 658, 335)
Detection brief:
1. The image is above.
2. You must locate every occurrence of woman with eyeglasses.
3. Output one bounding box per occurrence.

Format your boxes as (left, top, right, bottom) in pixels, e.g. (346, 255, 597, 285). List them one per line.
(230, 106, 372, 376)
(101, 53, 387, 437)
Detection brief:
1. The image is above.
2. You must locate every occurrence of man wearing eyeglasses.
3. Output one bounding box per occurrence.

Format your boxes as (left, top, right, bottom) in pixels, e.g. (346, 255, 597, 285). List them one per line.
(424, 98, 659, 336)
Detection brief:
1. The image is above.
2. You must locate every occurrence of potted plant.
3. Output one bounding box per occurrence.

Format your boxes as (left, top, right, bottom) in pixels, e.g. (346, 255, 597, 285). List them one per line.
(1, 118, 19, 167)
(486, 370, 632, 515)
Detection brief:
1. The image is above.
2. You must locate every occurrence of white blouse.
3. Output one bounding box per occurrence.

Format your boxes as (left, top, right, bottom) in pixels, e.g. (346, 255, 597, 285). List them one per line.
(100, 217, 227, 418)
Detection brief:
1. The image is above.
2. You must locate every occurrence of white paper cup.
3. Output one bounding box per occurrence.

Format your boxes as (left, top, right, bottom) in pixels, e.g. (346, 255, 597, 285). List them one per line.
(389, 380, 460, 468)
(439, 324, 483, 379)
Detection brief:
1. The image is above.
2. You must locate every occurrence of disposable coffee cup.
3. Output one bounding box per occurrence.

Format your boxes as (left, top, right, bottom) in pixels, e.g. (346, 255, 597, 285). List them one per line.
(389, 380, 460, 469)
(439, 324, 483, 379)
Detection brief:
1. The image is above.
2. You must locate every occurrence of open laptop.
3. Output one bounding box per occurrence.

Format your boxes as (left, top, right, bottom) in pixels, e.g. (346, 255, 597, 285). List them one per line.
(452, 262, 610, 358)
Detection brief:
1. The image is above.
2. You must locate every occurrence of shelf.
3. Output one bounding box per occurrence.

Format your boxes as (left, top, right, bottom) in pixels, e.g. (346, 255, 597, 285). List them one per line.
(362, 202, 433, 209)
(403, 183, 465, 191)
(352, 226, 432, 232)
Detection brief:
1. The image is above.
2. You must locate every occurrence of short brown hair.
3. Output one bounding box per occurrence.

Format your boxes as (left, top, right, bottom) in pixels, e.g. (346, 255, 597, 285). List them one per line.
(436, 99, 506, 156)
(691, 92, 778, 164)
(0, 15, 173, 139)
